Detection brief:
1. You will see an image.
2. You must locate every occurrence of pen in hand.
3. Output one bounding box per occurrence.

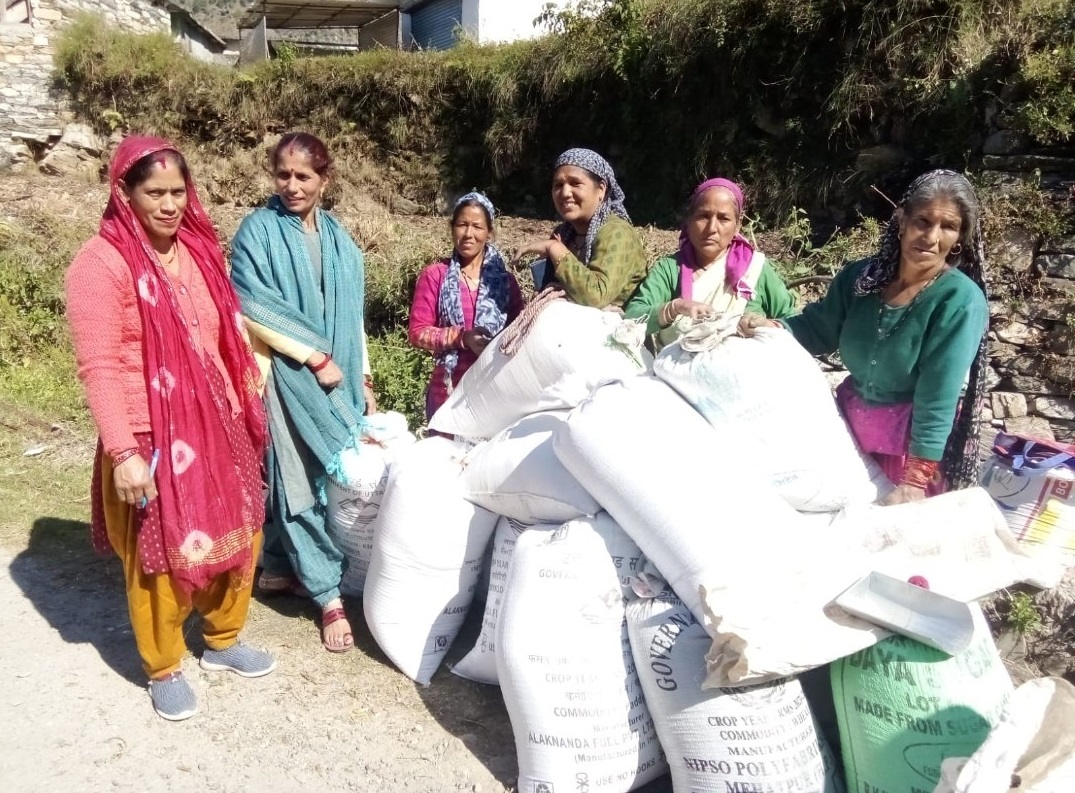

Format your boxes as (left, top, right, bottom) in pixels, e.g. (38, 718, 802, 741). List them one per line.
(139, 448, 160, 509)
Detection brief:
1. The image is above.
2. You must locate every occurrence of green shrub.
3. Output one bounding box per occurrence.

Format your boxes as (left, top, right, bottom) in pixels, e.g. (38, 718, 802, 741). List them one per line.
(1010, 0, 1075, 144)
(54, 1, 1071, 226)
(0, 211, 93, 422)
(367, 330, 433, 431)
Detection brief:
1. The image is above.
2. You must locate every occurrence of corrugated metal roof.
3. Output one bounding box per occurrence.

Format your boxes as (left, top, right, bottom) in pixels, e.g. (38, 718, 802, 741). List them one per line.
(238, 1, 401, 30)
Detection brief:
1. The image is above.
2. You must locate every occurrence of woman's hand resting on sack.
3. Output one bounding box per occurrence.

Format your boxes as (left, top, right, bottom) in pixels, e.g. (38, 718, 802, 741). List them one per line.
(737, 312, 784, 337)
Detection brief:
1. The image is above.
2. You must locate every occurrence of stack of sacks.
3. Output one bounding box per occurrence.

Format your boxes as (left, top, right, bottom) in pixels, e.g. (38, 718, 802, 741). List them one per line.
(626, 589, 843, 793)
(496, 514, 668, 793)
(362, 436, 497, 686)
(429, 300, 652, 440)
(325, 411, 416, 596)
(552, 375, 1063, 689)
(653, 319, 891, 511)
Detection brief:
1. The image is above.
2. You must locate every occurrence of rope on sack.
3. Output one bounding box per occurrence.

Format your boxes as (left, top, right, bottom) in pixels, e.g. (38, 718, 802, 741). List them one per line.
(499, 285, 567, 356)
(678, 313, 743, 353)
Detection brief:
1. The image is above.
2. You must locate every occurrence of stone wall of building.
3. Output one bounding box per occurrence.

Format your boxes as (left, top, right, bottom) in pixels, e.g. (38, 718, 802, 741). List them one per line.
(1, 0, 169, 156)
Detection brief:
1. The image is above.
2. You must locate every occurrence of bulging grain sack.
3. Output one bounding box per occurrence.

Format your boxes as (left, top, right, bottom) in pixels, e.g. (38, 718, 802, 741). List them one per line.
(552, 375, 806, 630)
(653, 321, 891, 511)
(832, 603, 1013, 793)
(626, 591, 844, 793)
(430, 301, 652, 440)
(325, 413, 417, 596)
(363, 436, 498, 686)
(497, 514, 667, 793)
(460, 410, 600, 524)
(553, 380, 1054, 689)
(699, 487, 1062, 688)
(452, 517, 560, 685)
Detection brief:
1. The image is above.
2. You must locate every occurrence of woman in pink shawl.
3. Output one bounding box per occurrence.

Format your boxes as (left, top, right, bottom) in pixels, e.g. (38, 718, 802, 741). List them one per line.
(66, 137, 275, 722)
(624, 177, 797, 351)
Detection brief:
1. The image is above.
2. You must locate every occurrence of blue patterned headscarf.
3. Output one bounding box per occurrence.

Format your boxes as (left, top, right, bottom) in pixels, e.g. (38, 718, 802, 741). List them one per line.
(437, 192, 511, 383)
(553, 148, 631, 263)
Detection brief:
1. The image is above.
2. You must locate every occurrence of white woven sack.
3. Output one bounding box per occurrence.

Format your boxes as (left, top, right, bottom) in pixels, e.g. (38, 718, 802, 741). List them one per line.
(326, 429, 417, 596)
(429, 300, 652, 440)
(460, 410, 600, 524)
(552, 376, 806, 632)
(654, 322, 891, 511)
(452, 517, 559, 685)
(626, 592, 843, 793)
(933, 677, 1075, 793)
(363, 436, 498, 686)
(496, 514, 667, 793)
(700, 487, 1064, 688)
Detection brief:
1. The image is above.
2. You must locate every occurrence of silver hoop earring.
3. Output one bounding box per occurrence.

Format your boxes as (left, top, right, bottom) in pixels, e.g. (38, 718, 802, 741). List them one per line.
(949, 243, 963, 256)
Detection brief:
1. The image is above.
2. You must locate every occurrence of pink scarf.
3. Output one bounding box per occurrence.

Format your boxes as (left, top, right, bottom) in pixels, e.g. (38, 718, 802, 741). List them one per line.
(678, 178, 755, 302)
(99, 137, 267, 593)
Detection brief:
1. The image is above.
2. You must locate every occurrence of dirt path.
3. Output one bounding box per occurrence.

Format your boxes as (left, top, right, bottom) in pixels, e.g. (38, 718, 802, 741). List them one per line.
(0, 534, 524, 792)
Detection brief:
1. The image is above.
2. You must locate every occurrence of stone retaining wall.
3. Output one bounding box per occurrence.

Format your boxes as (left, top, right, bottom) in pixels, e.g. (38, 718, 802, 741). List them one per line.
(1, 0, 169, 154)
(979, 162, 1075, 445)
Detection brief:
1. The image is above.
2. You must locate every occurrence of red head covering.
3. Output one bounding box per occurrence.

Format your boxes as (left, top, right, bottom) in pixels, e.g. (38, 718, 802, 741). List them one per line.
(678, 177, 756, 302)
(101, 136, 266, 593)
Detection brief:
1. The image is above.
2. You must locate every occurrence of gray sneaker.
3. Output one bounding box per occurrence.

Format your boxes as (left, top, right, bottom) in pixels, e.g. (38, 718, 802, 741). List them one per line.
(200, 641, 277, 678)
(148, 672, 198, 721)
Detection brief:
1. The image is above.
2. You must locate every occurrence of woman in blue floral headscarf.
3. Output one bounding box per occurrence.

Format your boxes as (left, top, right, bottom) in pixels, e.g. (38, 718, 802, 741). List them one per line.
(409, 192, 524, 420)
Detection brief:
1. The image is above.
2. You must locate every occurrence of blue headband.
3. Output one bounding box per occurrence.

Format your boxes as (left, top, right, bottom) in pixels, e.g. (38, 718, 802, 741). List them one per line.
(454, 191, 495, 222)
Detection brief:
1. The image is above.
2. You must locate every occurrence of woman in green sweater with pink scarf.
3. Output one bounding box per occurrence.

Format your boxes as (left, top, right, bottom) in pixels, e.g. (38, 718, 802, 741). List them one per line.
(624, 177, 797, 350)
(741, 170, 989, 505)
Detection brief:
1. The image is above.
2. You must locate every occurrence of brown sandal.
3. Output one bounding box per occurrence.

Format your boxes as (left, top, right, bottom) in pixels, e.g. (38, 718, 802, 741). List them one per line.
(321, 606, 354, 654)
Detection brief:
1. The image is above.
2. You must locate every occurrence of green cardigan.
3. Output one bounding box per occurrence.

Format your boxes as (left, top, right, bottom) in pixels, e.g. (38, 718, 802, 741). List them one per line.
(553, 215, 648, 309)
(783, 258, 988, 461)
(623, 253, 798, 336)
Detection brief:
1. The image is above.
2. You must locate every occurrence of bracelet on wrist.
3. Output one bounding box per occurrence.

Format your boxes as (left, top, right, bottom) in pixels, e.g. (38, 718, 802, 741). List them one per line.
(363, 374, 374, 389)
(308, 353, 332, 373)
(111, 448, 140, 467)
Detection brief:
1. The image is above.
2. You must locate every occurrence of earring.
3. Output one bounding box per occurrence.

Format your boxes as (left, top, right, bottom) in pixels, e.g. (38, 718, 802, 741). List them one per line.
(949, 243, 962, 256)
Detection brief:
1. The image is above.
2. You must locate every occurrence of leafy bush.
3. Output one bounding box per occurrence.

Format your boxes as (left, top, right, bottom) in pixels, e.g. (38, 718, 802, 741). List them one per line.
(367, 330, 433, 432)
(0, 211, 93, 420)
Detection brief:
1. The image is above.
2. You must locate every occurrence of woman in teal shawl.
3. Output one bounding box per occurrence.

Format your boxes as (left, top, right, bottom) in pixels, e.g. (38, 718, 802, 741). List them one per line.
(230, 132, 374, 653)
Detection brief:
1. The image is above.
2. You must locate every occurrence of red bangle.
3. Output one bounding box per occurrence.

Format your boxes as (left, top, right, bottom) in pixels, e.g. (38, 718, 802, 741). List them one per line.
(308, 353, 332, 373)
(363, 374, 373, 389)
(900, 455, 939, 489)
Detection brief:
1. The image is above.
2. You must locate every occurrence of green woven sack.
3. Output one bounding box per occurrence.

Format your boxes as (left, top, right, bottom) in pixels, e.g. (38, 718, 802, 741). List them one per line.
(831, 604, 1012, 793)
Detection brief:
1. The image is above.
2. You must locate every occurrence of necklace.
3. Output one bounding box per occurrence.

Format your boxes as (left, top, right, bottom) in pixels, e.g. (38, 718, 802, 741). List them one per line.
(876, 270, 943, 342)
(158, 241, 179, 269)
(461, 269, 480, 288)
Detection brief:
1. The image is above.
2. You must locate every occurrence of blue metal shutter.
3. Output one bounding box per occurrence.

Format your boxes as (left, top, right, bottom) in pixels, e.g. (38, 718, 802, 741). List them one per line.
(410, 0, 463, 50)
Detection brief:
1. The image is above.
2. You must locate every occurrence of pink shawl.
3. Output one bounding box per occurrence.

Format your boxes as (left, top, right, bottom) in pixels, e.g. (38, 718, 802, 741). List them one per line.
(679, 178, 756, 302)
(99, 136, 267, 593)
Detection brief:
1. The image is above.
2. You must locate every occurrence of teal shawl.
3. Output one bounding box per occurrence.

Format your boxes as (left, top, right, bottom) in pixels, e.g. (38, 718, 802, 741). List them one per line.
(230, 196, 366, 479)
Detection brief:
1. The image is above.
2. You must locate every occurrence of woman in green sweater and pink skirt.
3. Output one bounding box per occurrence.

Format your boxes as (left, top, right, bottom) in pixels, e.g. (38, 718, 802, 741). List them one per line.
(741, 170, 989, 505)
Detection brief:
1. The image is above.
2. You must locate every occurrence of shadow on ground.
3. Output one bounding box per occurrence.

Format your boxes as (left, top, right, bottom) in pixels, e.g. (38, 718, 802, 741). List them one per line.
(8, 517, 144, 684)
